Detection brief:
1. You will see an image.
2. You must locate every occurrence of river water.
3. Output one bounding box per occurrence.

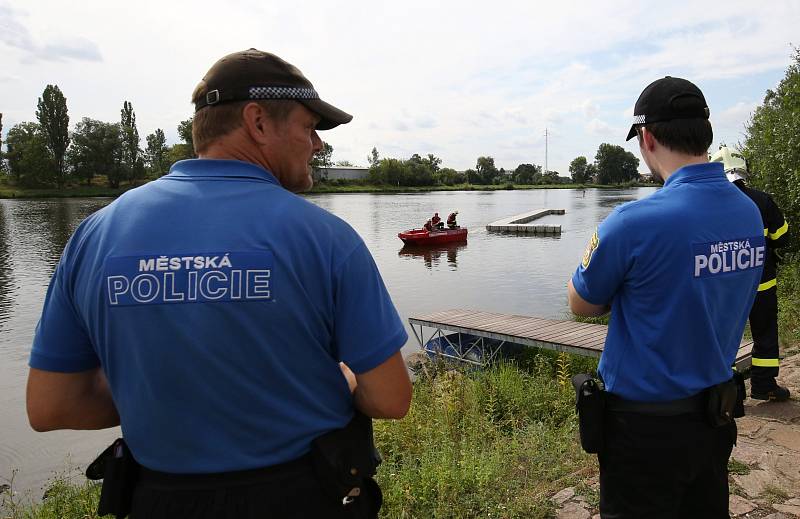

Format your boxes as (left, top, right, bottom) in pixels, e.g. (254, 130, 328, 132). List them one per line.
(0, 187, 656, 495)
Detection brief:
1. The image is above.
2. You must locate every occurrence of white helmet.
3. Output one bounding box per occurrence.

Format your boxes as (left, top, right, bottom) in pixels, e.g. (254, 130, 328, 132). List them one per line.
(709, 146, 747, 183)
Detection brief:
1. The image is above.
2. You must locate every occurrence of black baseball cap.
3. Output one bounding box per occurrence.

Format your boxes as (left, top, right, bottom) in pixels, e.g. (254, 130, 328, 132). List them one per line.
(625, 76, 710, 141)
(194, 49, 353, 131)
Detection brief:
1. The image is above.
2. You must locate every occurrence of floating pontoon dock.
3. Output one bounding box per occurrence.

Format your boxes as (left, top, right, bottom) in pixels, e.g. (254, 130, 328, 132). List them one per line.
(409, 308, 754, 371)
(486, 209, 565, 234)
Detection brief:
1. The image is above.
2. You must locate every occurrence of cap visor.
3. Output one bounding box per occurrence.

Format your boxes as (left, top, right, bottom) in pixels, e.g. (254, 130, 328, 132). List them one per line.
(625, 125, 637, 141)
(300, 98, 353, 131)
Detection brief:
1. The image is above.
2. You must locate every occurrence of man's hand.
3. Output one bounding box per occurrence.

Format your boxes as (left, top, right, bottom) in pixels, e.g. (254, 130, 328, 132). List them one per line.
(27, 367, 120, 432)
(339, 362, 357, 394)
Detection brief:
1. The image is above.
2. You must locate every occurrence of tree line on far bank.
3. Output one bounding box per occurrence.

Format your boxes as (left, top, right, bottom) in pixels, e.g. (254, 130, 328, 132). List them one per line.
(0, 85, 196, 189)
(316, 145, 641, 187)
(0, 85, 644, 191)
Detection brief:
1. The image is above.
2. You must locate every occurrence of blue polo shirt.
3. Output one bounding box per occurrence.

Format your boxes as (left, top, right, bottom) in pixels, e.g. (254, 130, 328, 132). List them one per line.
(30, 159, 407, 473)
(572, 162, 764, 401)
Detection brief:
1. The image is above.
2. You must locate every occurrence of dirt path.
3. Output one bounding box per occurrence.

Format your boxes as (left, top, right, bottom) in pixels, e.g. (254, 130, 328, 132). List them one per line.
(554, 352, 800, 519)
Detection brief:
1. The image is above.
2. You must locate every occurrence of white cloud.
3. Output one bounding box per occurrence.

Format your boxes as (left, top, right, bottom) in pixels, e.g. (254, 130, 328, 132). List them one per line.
(1, 0, 796, 173)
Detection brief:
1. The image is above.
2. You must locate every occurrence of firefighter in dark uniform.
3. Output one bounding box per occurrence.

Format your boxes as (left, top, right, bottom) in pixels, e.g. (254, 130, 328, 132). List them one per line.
(711, 146, 790, 401)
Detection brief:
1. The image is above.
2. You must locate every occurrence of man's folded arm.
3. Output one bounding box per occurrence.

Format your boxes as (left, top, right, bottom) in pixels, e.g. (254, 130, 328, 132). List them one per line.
(26, 367, 120, 432)
(344, 351, 412, 419)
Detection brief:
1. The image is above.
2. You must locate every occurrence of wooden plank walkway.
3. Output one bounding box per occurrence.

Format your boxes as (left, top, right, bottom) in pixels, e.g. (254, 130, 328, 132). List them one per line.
(409, 308, 754, 371)
(486, 209, 565, 234)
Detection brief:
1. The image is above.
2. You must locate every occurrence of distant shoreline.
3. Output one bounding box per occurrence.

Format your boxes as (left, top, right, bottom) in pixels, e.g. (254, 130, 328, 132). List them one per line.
(0, 182, 656, 199)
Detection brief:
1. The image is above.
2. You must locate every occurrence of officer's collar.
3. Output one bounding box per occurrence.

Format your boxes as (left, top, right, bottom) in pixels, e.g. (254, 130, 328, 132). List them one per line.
(166, 159, 281, 185)
(664, 162, 725, 188)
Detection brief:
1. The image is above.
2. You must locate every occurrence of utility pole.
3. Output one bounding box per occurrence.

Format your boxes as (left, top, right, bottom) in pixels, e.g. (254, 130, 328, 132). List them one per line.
(544, 127, 549, 174)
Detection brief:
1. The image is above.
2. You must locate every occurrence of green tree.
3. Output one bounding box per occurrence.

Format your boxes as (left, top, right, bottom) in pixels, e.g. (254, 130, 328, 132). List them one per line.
(435, 167, 464, 185)
(541, 170, 560, 184)
(120, 101, 143, 182)
(0, 112, 4, 174)
(406, 154, 436, 186)
(177, 118, 195, 158)
(513, 163, 542, 184)
(743, 49, 800, 252)
(367, 147, 380, 168)
(311, 141, 334, 168)
(585, 163, 598, 183)
(68, 118, 124, 187)
(595, 143, 640, 184)
(425, 154, 442, 173)
(476, 156, 498, 185)
(5, 122, 53, 187)
(569, 156, 589, 184)
(369, 158, 407, 186)
(145, 129, 169, 177)
(36, 84, 70, 187)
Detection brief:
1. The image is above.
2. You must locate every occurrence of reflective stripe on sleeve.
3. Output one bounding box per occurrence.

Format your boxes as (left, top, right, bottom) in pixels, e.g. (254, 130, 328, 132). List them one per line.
(751, 358, 780, 368)
(769, 221, 788, 240)
(758, 278, 777, 291)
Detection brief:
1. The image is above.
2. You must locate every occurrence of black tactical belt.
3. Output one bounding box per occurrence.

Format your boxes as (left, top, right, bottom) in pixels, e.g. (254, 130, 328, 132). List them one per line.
(605, 391, 706, 416)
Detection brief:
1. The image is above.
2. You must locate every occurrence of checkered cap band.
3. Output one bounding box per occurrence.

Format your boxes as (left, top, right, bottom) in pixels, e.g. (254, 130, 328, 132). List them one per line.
(249, 86, 319, 100)
(632, 114, 646, 125)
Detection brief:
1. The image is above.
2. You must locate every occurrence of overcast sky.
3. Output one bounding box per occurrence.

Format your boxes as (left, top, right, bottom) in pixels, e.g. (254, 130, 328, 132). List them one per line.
(1, 0, 797, 174)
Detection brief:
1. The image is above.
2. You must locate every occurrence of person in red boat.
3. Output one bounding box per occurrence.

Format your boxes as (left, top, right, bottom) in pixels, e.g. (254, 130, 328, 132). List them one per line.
(431, 213, 443, 229)
(447, 211, 459, 229)
(423, 220, 433, 232)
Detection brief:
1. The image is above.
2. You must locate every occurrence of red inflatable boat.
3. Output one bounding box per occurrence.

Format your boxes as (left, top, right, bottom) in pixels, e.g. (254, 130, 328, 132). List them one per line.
(397, 227, 468, 245)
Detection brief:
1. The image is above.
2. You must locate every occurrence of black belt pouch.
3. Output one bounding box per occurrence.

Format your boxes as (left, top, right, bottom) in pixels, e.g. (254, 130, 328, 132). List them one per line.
(571, 374, 605, 454)
(733, 371, 746, 418)
(311, 411, 383, 518)
(706, 378, 738, 427)
(86, 438, 139, 519)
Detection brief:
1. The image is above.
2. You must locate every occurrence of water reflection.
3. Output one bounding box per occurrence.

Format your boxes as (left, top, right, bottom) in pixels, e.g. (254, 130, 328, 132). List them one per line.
(398, 243, 466, 270)
(597, 194, 639, 208)
(0, 203, 15, 332)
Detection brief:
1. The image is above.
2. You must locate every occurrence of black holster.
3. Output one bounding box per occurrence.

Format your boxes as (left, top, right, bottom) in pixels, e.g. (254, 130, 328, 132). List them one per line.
(86, 438, 140, 518)
(707, 376, 744, 427)
(571, 374, 605, 454)
(310, 412, 383, 518)
(733, 371, 746, 419)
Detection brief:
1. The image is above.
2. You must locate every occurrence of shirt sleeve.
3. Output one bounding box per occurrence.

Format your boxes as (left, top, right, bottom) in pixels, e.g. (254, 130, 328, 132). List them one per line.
(333, 242, 408, 374)
(571, 208, 632, 306)
(30, 256, 100, 373)
(765, 194, 789, 249)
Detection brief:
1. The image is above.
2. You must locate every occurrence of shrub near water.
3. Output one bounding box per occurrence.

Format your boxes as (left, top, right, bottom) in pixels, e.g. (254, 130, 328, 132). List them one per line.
(375, 357, 594, 518)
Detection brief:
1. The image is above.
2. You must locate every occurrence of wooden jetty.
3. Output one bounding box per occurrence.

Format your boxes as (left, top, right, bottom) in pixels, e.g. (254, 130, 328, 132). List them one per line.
(409, 308, 754, 371)
(486, 209, 565, 234)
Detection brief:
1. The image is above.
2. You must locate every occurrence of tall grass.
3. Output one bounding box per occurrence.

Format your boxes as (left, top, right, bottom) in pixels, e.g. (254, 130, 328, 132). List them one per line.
(777, 254, 800, 353)
(376, 353, 596, 518)
(1, 469, 101, 519)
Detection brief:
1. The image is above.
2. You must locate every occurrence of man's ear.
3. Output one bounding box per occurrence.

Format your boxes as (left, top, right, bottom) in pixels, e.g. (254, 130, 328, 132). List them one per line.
(241, 102, 272, 145)
(640, 127, 657, 152)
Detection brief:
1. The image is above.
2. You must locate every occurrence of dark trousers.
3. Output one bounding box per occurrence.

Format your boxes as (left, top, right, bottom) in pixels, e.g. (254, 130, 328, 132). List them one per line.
(130, 454, 363, 519)
(598, 410, 736, 519)
(750, 286, 780, 390)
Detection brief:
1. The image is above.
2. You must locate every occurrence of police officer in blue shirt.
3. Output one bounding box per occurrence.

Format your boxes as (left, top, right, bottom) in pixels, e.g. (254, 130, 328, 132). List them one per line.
(27, 49, 412, 518)
(568, 77, 764, 518)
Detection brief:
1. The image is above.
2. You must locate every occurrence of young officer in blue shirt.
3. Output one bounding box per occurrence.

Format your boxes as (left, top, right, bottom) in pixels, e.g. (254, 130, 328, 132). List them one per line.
(27, 49, 412, 518)
(568, 77, 764, 518)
